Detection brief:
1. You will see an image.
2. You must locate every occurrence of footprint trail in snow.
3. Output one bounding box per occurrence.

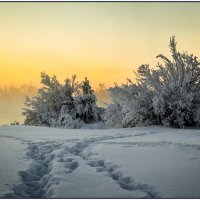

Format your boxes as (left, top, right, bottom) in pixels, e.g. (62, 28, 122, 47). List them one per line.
(3, 133, 160, 198)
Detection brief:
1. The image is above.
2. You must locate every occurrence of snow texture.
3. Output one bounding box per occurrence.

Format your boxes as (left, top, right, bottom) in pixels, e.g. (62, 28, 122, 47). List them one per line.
(0, 125, 200, 198)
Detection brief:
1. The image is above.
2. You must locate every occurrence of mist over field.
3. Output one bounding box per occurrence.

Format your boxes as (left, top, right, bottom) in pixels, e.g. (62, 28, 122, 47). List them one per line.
(0, 85, 37, 124)
(0, 84, 111, 125)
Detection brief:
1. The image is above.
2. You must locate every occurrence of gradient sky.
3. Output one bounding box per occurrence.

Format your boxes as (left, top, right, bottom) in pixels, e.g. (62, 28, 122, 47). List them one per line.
(1, 2, 200, 88)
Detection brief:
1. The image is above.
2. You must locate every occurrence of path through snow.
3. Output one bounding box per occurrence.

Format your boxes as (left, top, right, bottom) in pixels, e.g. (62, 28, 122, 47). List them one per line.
(0, 125, 200, 198)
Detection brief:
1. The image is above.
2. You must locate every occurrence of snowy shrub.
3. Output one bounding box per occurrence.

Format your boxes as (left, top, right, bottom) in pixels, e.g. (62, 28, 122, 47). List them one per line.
(23, 73, 101, 128)
(105, 36, 200, 128)
(23, 73, 79, 127)
(96, 107, 106, 121)
(104, 83, 156, 128)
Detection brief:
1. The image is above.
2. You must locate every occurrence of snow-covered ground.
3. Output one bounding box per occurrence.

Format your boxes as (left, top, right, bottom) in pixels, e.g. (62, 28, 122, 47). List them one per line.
(0, 125, 200, 198)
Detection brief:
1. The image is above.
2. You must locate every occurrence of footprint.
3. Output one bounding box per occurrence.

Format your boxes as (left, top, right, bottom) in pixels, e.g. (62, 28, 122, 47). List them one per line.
(64, 158, 78, 173)
(87, 158, 159, 198)
(4, 142, 62, 198)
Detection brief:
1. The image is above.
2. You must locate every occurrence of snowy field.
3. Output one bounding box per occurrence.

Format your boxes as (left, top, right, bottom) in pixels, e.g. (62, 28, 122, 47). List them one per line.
(0, 125, 200, 198)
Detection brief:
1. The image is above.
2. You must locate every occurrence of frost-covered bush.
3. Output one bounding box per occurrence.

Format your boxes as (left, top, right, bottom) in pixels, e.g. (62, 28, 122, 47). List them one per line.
(105, 36, 200, 128)
(23, 73, 101, 128)
(23, 73, 79, 127)
(104, 83, 156, 128)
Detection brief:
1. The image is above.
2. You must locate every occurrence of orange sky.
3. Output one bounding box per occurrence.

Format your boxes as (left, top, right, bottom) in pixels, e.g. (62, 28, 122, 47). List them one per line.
(1, 2, 200, 88)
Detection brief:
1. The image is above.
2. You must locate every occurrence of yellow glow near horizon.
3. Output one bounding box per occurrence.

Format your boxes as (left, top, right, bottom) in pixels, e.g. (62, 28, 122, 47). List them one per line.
(1, 2, 200, 89)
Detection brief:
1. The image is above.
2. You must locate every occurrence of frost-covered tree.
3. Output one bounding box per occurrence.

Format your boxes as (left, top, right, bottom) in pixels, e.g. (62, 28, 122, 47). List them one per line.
(23, 73, 81, 127)
(75, 77, 98, 123)
(104, 82, 156, 128)
(150, 36, 200, 127)
(23, 73, 102, 128)
(56, 75, 81, 127)
(105, 36, 200, 128)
